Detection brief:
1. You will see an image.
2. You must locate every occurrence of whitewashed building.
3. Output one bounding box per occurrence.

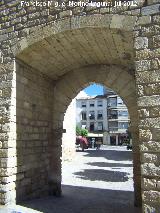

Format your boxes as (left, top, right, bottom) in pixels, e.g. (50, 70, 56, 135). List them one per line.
(76, 87, 130, 145)
(76, 93, 108, 143)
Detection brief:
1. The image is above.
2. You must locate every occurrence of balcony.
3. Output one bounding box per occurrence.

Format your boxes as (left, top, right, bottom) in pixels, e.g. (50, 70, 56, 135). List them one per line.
(109, 127, 128, 134)
(109, 127, 118, 132)
(108, 114, 118, 120)
(107, 104, 117, 108)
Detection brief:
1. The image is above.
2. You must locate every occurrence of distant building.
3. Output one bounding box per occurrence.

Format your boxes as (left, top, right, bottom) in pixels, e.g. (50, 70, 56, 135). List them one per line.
(104, 87, 130, 145)
(76, 93, 108, 143)
(76, 87, 130, 145)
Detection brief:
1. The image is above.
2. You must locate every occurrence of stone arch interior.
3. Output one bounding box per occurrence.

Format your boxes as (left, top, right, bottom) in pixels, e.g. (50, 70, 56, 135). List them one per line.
(55, 68, 141, 207)
(13, 16, 141, 206)
(15, 57, 141, 206)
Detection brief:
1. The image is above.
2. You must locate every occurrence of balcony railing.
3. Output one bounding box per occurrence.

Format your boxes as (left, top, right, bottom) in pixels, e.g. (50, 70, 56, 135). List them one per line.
(109, 127, 118, 131)
(108, 115, 118, 119)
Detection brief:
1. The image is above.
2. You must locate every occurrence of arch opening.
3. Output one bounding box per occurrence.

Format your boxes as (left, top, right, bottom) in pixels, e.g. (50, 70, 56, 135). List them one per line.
(61, 84, 139, 213)
(13, 14, 141, 209)
(59, 76, 141, 207)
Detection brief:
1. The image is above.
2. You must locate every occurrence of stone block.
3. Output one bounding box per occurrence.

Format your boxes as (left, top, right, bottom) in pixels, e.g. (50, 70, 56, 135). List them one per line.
(137, 16, 151, 25)
(142, 178, 158, 191)
(142, 163, 160, 176)
(144, 83, 160, 95)
(0, 175, 16, 184)
(141, 25, 160, 36)
(59, 10, 72, 18)
(151, 58, 160, 70)
(150, 107, 160, 117)
(139, 129, 152, 141)
(137, 84, 144, 96)
(152, 35, 160, 48)
(152, 14, 160, 24)
(143, 191, 160, 204)
(135, 60, 151, 71)
(141, 141, 160, 152)
(142, 153, 159, 164)
(134, 37, 148, 50)
(138, 95, 160, 107)
(0, 182, 15, 192)
(136, 70, 160, 84)
(138, 109, 149, 118)
(151, 128, 160, 141)
(0, 167, 17, 177)
(143, 204, 157, 213)
(141, 4, 160, 15)
(140, 117, 160, 128)
(110, 15, 137, 31)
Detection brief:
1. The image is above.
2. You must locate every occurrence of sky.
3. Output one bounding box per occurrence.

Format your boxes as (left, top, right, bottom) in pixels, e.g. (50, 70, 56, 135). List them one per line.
(83, 84, 104, 96)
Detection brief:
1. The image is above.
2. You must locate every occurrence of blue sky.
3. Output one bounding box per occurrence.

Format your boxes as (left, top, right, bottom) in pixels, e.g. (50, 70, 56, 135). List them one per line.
(83, 84, 104, 96)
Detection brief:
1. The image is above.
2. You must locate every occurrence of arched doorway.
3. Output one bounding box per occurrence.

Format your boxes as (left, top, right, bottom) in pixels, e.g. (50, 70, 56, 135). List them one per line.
(53, 65, 141, 207)
(5, 14, 142, 208)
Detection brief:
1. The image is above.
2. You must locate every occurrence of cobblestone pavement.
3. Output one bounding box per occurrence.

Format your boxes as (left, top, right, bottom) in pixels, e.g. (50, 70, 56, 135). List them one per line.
(0, 146, 141, 213)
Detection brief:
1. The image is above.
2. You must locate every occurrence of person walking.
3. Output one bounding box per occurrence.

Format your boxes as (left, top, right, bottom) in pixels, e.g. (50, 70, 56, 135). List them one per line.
(95, 139, 102, 150)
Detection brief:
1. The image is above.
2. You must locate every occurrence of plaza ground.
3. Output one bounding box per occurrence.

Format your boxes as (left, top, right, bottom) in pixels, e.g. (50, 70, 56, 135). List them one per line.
(0, 146, 141, 213)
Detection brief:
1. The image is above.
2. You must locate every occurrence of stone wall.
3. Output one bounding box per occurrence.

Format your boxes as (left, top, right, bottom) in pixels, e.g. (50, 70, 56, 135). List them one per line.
(0, 0, 160, 212)
(15, 59, 54, 201)
(134, 13, 160, 213)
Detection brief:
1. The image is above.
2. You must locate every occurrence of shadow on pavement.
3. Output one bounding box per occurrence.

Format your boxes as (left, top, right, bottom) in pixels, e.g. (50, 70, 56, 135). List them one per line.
(86, 162, 133, 168)
(84, 149, 133, 161)
(74, 169, 129, 182)
(21, 185, 141, 213)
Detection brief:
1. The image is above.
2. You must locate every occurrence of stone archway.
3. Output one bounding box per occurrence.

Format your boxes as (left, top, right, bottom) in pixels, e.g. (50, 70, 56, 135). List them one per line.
(12, 14, 141, 205)
(54, 64, 141, 206)
(0, 10, 159, 212)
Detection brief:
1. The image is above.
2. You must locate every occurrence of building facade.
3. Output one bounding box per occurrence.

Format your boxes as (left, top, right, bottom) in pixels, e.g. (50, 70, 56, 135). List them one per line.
(104, 87, 130, 145)
(76, 87, 130, 145)
(76, 95, 108, 134)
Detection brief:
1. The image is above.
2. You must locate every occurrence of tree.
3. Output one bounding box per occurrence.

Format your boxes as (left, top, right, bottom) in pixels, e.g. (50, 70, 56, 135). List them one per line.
(76, 126, 88, 137)
(80, 128, 88, 137)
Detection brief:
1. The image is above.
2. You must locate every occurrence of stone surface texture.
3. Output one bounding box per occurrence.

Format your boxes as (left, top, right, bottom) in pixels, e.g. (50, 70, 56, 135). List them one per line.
(0, 0, 159, 212)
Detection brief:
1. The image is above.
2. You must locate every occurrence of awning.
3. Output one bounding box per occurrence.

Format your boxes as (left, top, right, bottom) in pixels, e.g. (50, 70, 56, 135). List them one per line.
(87, 133, 103, 137)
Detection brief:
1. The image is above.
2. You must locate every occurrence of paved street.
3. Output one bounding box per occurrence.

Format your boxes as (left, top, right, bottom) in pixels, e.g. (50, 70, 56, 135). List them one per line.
(62, 145, 134, 191)
(0, 146, 141, 213)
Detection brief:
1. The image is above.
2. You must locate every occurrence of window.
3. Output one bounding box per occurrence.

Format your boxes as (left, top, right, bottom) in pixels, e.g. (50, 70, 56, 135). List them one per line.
(117, 97, 123, 105)
(118, 111, 128, 117)
(81, 101, 86, 107)
(89, 111, 95, 120)
(108, 110, 118, 119)
(97, 100, 103, 107)
(90, 122, 94, 131)
(81, 111, 87, 120)
(98, 122, 103, 131)
(97, 110, 103, 119)
(118, 122, 128, 129)
(108, 97, 117, 107)
(89, 101, 94, 107)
